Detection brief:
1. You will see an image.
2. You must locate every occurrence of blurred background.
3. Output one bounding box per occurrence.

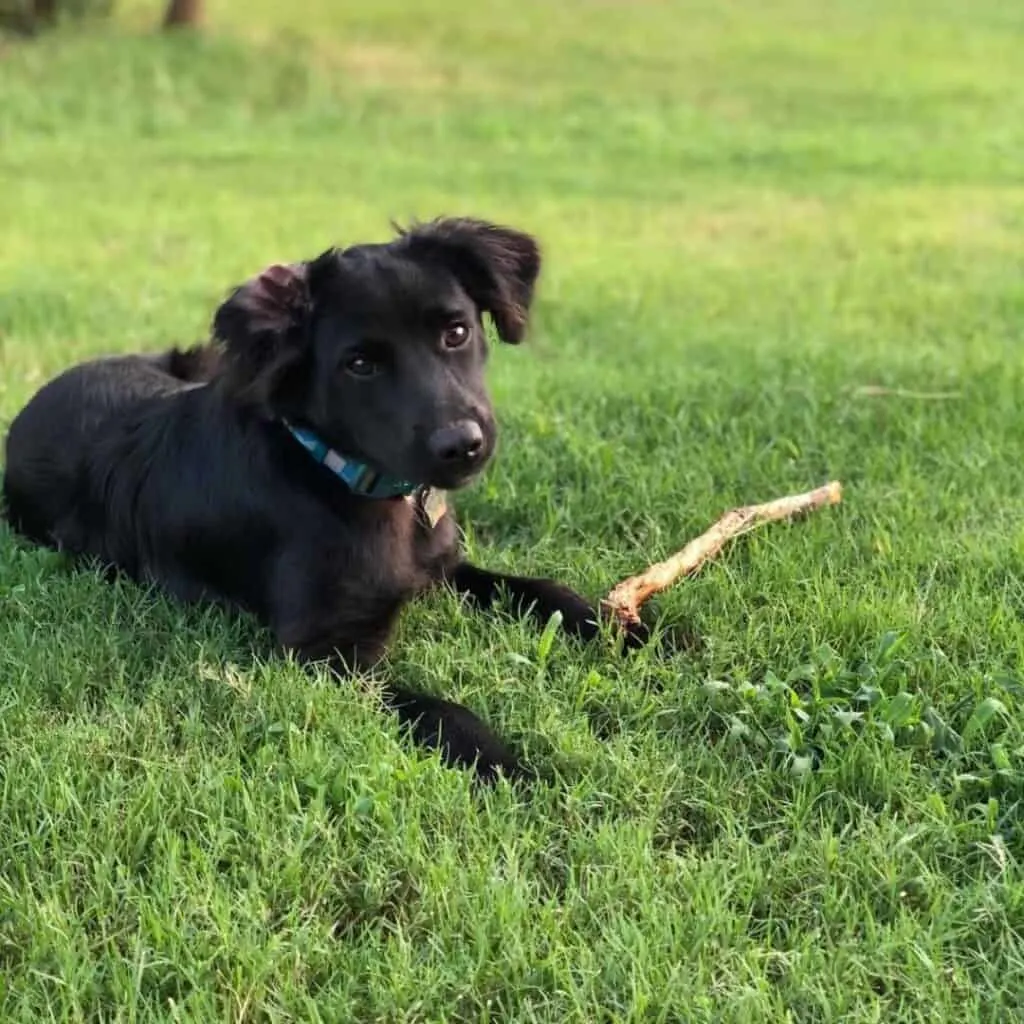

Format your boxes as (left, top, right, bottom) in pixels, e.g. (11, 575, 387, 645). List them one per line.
(3, 1, 1021, 365)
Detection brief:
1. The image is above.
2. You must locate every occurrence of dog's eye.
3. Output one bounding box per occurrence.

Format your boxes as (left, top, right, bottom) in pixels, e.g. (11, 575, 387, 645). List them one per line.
(441, 323, 470, 350)
(344, 354, 380, 378)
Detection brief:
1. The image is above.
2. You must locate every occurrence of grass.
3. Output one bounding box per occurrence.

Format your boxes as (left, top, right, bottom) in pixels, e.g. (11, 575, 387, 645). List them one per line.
(2, 0, 1024, 1019)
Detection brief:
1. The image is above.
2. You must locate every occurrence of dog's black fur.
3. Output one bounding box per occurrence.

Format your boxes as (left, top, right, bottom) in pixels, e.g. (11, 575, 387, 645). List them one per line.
(2, 218, 646, 781)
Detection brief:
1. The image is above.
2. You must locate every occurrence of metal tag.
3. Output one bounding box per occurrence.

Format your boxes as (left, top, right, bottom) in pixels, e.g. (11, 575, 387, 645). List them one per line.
(411, 487, 448, 529)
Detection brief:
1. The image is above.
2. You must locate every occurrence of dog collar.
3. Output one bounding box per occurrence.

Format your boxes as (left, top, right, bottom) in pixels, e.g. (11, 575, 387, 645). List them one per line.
(282, 421, 418, 499)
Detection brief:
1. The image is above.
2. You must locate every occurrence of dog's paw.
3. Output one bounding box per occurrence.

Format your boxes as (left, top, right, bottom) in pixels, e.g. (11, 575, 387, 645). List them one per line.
(594, 604, 653, 654)
(618, 614, 653, 651)
(596, 603, 704, 659)
(545, 585, 654, 653)
(388, 686, 528, 784)
(547, 590, 605, 642)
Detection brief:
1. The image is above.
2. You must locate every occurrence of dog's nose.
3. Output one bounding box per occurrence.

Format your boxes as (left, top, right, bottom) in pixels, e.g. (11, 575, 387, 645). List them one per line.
(428, 420, 485, 464)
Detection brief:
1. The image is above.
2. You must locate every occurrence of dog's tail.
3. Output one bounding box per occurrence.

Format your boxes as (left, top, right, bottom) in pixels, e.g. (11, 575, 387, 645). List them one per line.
(153, 342, 223, 384)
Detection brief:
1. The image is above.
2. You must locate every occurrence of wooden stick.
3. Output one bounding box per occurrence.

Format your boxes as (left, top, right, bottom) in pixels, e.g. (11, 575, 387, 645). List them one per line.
(601, 480, 843, 628)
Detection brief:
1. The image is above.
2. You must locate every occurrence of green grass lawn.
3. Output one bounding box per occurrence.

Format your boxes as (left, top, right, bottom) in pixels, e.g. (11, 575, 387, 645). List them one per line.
(2, 0, 1024, 1019)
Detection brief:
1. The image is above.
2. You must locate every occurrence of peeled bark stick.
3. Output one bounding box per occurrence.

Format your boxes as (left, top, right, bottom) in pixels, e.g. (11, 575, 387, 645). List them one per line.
(601, 480, 843, 628)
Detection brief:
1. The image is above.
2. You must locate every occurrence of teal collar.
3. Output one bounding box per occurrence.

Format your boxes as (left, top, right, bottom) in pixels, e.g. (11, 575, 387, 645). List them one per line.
(283, 421, 418, 499)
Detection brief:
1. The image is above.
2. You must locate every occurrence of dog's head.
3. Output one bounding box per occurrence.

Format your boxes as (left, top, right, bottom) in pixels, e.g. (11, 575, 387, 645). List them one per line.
(212, 218, 540, 491)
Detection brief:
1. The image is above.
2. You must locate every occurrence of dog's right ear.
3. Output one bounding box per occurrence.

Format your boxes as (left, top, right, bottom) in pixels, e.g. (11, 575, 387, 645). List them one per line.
(213, 260, 318, 410)
(396, 218, 541, 344)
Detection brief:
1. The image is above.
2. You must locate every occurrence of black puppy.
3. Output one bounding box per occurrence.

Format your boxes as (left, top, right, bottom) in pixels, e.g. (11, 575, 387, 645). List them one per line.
(2, 218, 645, 781)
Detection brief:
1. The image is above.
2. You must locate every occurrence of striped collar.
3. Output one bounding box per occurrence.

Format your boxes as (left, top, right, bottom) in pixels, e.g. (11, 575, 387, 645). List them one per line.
(282, 420, 419, 499)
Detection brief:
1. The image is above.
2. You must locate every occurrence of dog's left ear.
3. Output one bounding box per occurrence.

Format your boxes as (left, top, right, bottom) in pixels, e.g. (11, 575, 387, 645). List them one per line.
(397, 218, 541, 343)
(213, 258, 326, 410)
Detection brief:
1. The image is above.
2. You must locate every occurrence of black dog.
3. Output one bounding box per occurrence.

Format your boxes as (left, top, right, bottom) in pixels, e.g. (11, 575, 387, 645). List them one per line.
(2, 218, 646, 781)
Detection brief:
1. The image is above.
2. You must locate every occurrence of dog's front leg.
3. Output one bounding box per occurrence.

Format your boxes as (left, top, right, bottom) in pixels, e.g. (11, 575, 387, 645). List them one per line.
(375, 681, 526, 783)
(284, 630, 526, 784)
(445, 562, 650, 649)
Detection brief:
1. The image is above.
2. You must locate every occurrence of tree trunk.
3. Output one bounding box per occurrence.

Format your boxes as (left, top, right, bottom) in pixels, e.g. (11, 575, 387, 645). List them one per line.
(163, 0, 202, 29)
(32, 0, 57, 28)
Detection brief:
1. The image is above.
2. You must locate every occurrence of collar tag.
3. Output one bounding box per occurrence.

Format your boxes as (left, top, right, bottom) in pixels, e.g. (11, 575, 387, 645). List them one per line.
(410, 486, 448, 529)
